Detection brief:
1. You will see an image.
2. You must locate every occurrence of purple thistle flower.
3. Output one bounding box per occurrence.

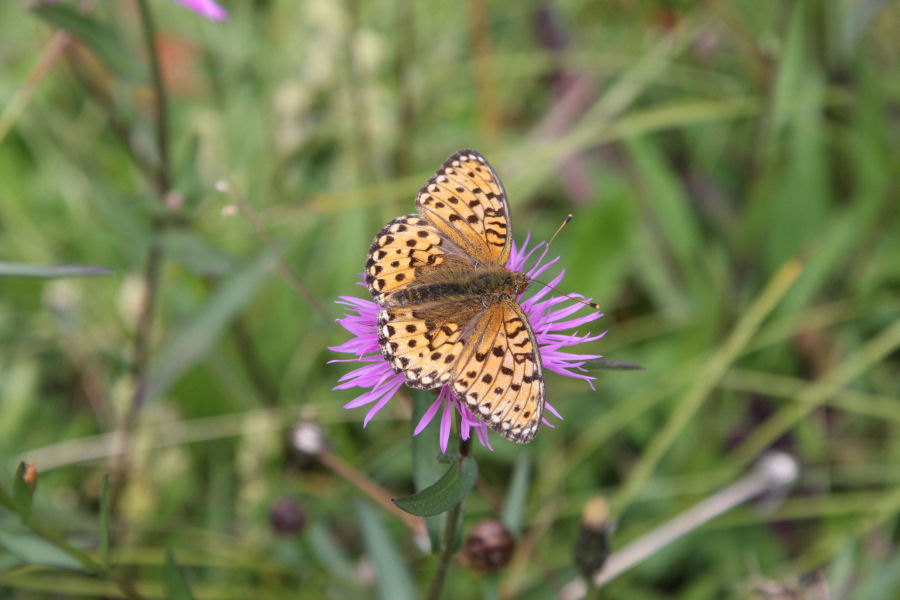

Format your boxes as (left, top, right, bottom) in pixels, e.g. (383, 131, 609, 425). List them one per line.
(330, 234, 604, 453)
(172, 0, 228, 20)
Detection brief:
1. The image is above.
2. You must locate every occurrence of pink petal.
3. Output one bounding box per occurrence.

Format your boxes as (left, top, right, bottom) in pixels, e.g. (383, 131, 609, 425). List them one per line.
(413, 394, 444, 436)
(172, 0, 228, 20)
(544, 402, 563, 420)
(362, 378, 404, 426)
(439, 395, 453, 454)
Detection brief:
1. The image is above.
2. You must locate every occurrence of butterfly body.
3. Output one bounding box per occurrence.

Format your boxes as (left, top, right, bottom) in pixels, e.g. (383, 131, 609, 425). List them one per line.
(365, 150, 545, 443)
(385, 265, 529, 308)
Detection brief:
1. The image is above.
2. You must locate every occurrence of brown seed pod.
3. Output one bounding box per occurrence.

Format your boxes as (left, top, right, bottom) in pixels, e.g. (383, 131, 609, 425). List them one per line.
(463, 519, 515, 570)
(574, 496, 613, 578)
(269, 497, 307, 535)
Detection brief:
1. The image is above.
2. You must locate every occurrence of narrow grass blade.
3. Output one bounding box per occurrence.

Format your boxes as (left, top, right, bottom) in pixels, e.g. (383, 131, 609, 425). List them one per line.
(357, 501, 416, 600)
(141, 251, 272, 404)
(307, 522, 357, 582)
(30, 4, 145, 82)
(502, 454, 532, 536)
(164, 551, 197, 600)
(12, 462, 34, 523)
(0, 479, 14, 511)
(732, 318, 900, 470)
(0, 528, 88, 571)
(585, 359, 644, 371)
(612, 259, 803, 513)
(0, 262, 111, 279)
(99, 474, 110, 565)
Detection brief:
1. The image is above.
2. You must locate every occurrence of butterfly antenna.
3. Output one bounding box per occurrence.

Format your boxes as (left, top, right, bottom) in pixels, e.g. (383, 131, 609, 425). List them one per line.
(523, 213, 573, 276)
(524, 213, 600, 310)
(547, 213, 573, 249)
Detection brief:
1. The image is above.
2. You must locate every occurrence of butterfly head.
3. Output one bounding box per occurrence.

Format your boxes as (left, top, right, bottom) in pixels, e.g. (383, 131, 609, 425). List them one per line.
(507, 269, 531, 297)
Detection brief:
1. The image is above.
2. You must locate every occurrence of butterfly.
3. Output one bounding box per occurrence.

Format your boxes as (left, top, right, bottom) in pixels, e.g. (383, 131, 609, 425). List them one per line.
(365, 149, 544, 443)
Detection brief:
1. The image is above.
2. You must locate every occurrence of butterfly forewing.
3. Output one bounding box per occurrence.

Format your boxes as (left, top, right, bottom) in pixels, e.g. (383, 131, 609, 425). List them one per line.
(366, 214, 454, 305)
(415, 150, 512, 266)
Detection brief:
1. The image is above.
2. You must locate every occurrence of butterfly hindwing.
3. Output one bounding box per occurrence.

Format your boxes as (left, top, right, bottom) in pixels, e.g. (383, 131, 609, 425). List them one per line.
(378, 301, 484, 389)
(450, 298, 544, 443)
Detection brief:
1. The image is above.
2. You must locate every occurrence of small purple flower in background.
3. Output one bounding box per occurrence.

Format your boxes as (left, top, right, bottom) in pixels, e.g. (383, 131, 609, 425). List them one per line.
(172, 0, 228, 20)
(330, 235, 604, 453)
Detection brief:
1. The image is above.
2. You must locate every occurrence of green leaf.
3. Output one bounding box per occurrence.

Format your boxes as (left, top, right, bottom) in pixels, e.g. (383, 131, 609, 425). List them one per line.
(411, 391, 444, 552)
(770, 0, 808, 134)
(585, 359, 645, 372)
(30, 4, 145, 82)
(0, 262, 111, 279)
(0, 528, 88, 571)
(356, 502, 416, 600)
(99, 474, 110, 565)
(12, 462, 34, 523)
(857, 548, 900, 600)
(164, 551, 198, 600)
(307, 522, 357, 582)
(625, 136, 701, 273)
(140, 251, 273, 403)
(501, 455, 531, 536)
(393, 455, 478, 517)
(161, 231, 236, 277)
(0, 479, 14, 511)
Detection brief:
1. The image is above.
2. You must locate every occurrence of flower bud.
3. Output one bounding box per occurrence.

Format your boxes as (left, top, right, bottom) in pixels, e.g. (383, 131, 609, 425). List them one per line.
(269, 497, 307, 535)
(23, 462, 37, 493)
(463, 520, 515, 570)
(573, 496, 612, 578)
(291, 421, 326, 456)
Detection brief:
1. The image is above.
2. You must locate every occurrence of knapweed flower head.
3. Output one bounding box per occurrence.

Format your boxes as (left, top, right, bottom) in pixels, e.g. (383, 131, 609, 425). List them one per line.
(172, 0, 228, 20)
(330, 235, 604, 453)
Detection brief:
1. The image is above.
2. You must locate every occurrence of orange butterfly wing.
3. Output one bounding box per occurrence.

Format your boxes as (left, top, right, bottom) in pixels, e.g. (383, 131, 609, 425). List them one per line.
(415, 149, 512, 266)
(365, 214, 470, 306)
(449, 298, 544, 443)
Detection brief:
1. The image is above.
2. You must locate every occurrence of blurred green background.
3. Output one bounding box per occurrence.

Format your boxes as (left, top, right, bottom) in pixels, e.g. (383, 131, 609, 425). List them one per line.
(2, 0, 900, 598)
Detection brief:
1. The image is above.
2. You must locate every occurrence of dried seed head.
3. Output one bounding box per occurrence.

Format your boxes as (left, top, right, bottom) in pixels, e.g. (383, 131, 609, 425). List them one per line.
(574, 495, 613, 578)
(580, 495, 610, 531)
(463, 520, 515, 570)
(291, 421, 326, 456)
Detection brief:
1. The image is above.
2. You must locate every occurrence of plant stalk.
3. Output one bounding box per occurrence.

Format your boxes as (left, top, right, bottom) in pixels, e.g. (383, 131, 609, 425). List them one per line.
(425, 417, 470, 600)
(113, 0, 173, 509)
(135, 0, 171, 190)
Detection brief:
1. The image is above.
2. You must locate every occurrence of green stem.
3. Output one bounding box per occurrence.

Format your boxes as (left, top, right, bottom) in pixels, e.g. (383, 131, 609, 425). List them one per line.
(426, 502, 461, 600)
(425, 417, 469, 600)
(113, 0, 172, 511)
(135, 0, 171, 191)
